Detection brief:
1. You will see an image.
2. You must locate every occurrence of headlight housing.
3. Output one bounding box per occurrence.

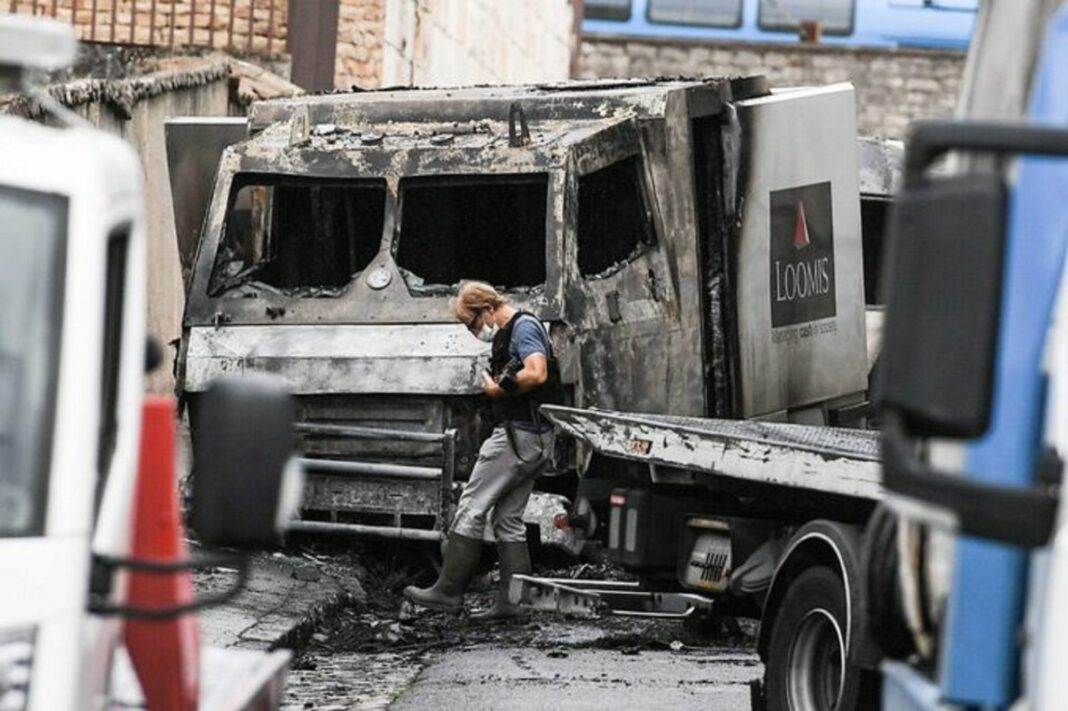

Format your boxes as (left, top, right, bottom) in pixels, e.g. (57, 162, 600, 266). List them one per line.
(0, 627, 34, 711)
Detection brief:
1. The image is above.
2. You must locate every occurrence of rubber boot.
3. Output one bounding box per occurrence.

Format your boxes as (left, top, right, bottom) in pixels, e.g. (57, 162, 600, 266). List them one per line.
(471, 541, 531, 621)
(403, 534, 482, 611)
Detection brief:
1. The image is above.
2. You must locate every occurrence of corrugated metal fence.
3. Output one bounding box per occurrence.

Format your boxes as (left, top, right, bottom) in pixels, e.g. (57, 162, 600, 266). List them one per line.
(6, 0, 284, 52)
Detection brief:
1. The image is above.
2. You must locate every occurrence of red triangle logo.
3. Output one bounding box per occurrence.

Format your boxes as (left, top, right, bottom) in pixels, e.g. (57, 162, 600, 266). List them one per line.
(793, 201, 811, 250)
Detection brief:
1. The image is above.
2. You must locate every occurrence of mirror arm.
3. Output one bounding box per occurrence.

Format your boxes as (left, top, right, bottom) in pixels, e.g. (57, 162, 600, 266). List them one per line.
(882, 412, 1060, 548)
(905, 120, 1068, 187)
(88, 551, 251, 620)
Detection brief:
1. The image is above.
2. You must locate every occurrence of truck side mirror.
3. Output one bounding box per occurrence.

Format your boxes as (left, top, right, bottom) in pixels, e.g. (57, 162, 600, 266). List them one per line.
(878, 172, 1006, 438)
(877, 120, 1068, 548)
(190, 374, 302, 549)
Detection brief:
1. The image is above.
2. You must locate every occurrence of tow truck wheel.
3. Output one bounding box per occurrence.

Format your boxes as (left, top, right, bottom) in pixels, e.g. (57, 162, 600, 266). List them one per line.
(764, 566, 875, 711)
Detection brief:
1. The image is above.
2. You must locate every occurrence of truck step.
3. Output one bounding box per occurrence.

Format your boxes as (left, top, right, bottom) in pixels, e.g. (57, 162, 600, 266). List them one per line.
(510, 575, 714, 619)
(287, 520, 444, 542)
(299, 457, 442, 481)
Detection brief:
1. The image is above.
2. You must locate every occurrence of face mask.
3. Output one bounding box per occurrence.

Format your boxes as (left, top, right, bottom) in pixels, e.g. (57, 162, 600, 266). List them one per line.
(477, 323, 499, 343)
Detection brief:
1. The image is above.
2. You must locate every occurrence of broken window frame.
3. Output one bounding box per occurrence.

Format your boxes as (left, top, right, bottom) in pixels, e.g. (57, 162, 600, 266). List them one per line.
(187, 158, 567, 326)
(207, 172, 389, 299)
(571, 147, 661, 281)
(392, 172, 553, 297)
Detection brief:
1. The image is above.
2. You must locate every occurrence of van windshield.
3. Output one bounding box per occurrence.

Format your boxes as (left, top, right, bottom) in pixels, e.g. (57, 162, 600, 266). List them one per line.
(0, 186, 66, 537)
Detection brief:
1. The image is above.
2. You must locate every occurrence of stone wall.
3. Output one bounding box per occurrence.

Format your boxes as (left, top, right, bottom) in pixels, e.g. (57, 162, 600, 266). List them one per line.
(579, 37, 966, 138)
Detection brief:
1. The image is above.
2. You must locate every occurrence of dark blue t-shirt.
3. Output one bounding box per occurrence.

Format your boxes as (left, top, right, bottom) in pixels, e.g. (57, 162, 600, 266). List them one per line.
(508, 316, 553, 433)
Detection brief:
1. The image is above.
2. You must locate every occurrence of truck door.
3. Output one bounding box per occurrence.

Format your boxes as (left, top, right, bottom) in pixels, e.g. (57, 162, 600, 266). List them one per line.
(0, 181, 80, 711)
(562, 119, 687, 415)
(0, 121, 148, 711)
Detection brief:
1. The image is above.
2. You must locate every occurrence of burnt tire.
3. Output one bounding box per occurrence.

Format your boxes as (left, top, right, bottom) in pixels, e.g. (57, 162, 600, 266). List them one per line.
(764, 566, 878, 711)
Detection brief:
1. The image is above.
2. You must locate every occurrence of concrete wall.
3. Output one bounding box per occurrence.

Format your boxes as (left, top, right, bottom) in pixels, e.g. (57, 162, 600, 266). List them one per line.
(380, 0, 578, 87)
(1, 60, 235, 395)
(579, 37, 966, 138)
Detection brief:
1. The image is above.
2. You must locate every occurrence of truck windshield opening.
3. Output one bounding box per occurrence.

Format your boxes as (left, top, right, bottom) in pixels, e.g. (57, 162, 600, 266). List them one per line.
(0, 186, 67, 537)
(396, 174, 548, 295)
(210, 176, 387, 297)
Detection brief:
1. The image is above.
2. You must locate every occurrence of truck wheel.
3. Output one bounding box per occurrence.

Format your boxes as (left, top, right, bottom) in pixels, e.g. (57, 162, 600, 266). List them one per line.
(764, 566, 876, 711)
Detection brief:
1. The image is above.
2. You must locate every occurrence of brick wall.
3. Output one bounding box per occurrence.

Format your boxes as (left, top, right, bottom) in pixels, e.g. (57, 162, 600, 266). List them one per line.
(335, 0, 385, 88)
(10, 0, 289, 53)
(9, 1, 578, 89)
(579, 37, 966, 138)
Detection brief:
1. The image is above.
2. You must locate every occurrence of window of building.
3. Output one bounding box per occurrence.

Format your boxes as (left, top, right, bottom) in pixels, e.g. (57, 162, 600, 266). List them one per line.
(648, 0, 744, 28)
(577, 156, 655, 277)
(396, 174, 549, 294)
(210, 176, 387, 297)
(759, 0, 855, 35)
(585, 0, 633, 21)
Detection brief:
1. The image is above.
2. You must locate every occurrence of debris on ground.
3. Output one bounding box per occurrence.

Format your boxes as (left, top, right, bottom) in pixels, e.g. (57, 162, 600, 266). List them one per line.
(271, 539, 759, 709)
(290, 543, 756, 661)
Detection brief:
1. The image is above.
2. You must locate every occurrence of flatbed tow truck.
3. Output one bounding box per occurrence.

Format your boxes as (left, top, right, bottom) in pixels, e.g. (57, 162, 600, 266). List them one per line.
(513, 406, 882, 710)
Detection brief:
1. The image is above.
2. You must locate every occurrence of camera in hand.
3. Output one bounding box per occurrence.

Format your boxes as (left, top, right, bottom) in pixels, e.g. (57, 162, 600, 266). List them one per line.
(498, 356, 523, 394)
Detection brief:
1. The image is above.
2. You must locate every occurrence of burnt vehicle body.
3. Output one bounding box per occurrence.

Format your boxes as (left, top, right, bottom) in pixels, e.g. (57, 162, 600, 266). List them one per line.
(171, 78, 869, 541)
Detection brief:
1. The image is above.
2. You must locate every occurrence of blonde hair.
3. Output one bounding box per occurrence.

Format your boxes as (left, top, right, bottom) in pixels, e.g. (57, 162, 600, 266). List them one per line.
(453, 281, 507, 324)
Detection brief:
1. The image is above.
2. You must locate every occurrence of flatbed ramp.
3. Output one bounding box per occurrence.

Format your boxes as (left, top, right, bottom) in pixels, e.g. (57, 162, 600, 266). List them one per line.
(540, 405, 882, 502)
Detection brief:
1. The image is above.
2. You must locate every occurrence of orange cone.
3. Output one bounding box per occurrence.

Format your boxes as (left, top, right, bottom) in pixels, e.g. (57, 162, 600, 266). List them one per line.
(124, 397, 199, 711)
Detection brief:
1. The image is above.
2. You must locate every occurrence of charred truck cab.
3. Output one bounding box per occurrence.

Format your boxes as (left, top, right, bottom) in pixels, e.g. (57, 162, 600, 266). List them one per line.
(172, 78, 870, 544)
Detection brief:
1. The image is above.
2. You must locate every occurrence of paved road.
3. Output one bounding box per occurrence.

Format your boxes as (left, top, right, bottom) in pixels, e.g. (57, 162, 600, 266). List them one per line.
(391, 644, 761, 711)
(272, 548, 763, 710)
(282, 615, 762, 710)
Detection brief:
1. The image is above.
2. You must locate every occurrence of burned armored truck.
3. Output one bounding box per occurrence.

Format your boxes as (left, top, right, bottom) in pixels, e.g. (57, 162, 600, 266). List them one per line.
(170, 78, 870, 542)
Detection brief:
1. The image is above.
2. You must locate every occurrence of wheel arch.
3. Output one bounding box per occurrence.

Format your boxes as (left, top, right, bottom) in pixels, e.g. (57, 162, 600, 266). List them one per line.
(757, 520, 878, 670)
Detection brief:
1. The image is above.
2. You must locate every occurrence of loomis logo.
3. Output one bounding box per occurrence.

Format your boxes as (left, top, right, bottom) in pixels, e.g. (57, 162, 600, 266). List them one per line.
(770, 182, 835, 328)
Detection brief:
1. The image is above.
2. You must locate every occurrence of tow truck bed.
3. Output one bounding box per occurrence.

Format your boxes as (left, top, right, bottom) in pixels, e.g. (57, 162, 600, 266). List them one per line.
(511, 406, 882, 619)
(540, 405, 882, 503)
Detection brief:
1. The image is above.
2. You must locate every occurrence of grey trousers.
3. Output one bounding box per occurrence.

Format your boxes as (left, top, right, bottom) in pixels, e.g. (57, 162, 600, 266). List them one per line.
(450, 425, 555, 543)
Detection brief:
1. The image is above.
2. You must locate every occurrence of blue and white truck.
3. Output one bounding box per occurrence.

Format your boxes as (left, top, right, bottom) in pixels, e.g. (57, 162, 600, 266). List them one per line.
(868, 2, 1068, 709)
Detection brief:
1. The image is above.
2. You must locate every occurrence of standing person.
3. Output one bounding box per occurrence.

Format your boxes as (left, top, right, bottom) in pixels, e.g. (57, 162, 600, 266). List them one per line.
(404, 281, 562, 620)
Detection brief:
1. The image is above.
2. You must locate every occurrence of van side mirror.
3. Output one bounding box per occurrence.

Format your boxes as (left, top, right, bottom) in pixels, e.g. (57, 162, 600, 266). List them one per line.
(878, 172, 1006, 438)
(190, 374, 301, 549)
